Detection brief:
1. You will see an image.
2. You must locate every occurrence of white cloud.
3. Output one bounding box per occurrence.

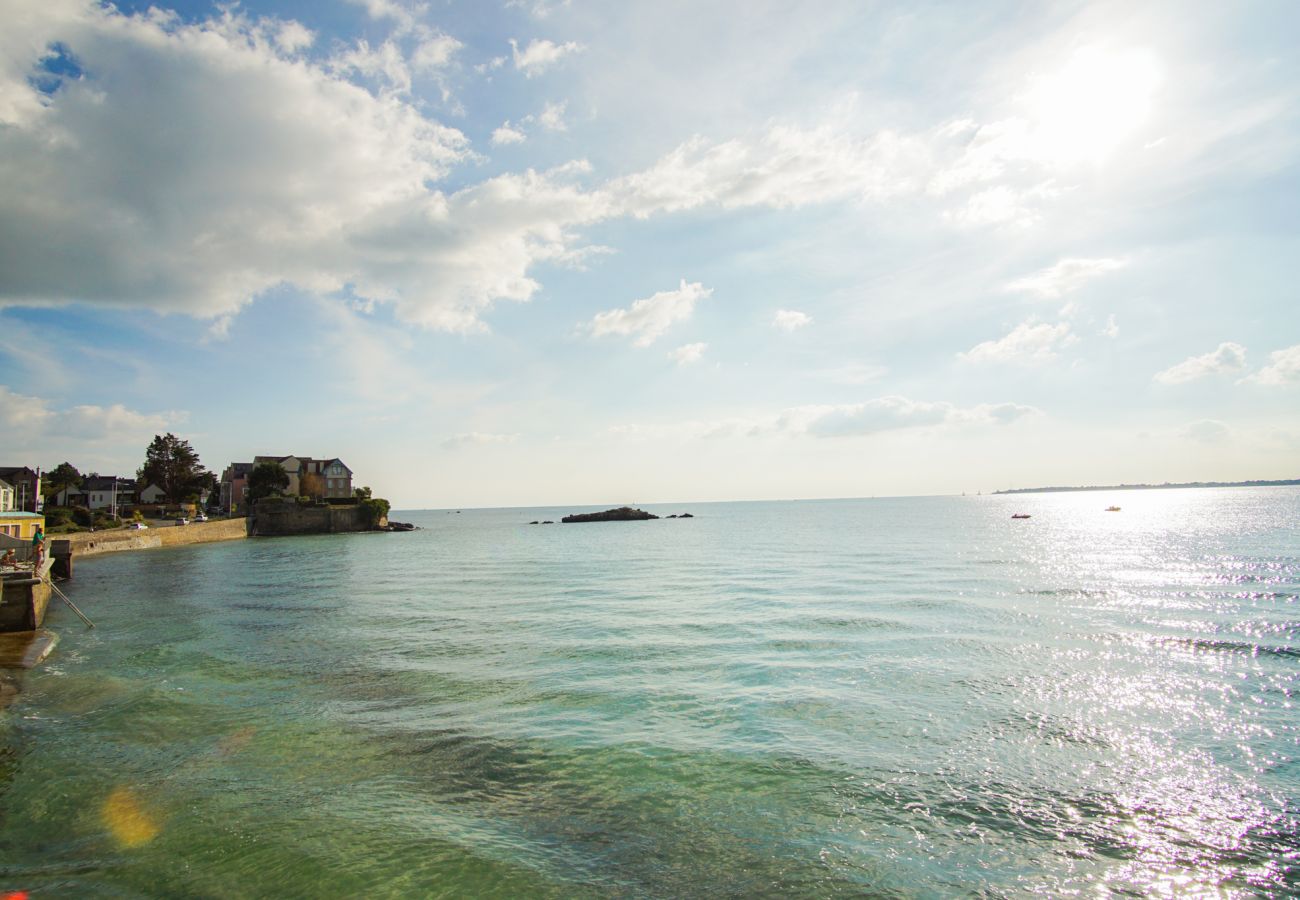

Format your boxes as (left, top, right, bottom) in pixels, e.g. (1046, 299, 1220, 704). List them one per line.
(509, 38, 583, 77)
(346, 0, 424, 33)
(959, 321, 1076, 365)
(274, 21, 315, 54)
(610, 126, 929, 218)
(669, 342, 708, 366)
(0, 4, 480, 326)
(772, 309, 812, 332)
(334, 39, 412, 94)
(413, 33, 463, 71)
(1006, 258, 1128, 299)
(491, 122, 527, 145)
(1101, 314, 1119, 339)
(1181, 419, 1230, 444)
(0, 8, 1241, 343)
(587, 280, 711, 347)
(0, 386, 175, 442)
(537, 100, 567, 132)
(1241, 343, 1300, 386)
(506, 0, 572, 18)
(443, 432, 521, 449)
(1154, 342, 1247, 385)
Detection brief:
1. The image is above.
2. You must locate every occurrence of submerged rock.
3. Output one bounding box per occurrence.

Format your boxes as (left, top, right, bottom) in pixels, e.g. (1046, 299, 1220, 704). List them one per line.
(561, 507, 659, 523)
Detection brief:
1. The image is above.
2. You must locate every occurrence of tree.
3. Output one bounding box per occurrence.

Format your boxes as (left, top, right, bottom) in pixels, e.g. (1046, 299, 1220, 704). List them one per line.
(299, 472, 325, 501)
(353, 485, 372, 501)
(137, 434, 215, 504)
(247, 462, 290, 502)
(359, 496, 390, 527)
(43, 462, 82, 502)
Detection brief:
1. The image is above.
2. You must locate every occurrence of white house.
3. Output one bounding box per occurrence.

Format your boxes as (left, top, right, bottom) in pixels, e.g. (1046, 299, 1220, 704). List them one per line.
(138, 483, 167, 504)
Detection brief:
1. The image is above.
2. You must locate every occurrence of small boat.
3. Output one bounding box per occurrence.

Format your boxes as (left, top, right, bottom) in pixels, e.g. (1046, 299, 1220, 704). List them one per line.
(1105, 506, 1121, 512)
(1011, 513, 1031, 519)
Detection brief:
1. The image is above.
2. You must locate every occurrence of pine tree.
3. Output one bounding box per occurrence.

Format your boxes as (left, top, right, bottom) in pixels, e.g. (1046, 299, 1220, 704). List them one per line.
(137, 434, 215, 504)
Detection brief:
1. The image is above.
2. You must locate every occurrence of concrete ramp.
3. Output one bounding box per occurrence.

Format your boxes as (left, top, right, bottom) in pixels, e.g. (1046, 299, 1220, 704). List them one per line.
(0, 629, 59, 669)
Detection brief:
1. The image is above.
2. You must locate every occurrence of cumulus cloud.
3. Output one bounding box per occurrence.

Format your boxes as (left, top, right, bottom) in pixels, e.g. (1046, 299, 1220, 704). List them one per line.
(959, 321, 1076, 365)
(669, 342, 708, 366)
(1006, 258, 1128, 299)
(772, 309, 812, 332)
(0, 4, 483, 325)
(1154, 342, 1247, 384)
(1101, 314, 1119, 338)
(0, 8, 1195, 340)
(442, 432, 521, 449)
(0, 385, 175, 441)
(491, 122, 527, 145)
(413, 33, 462, 71)
(333, 39, 413, 94)
(509, 38, 582, 77)
(1241, 343, 1300, 386)
(506, 0, 572, 18)
(587, 280, 711, 347)
(537, 100, 567, 132)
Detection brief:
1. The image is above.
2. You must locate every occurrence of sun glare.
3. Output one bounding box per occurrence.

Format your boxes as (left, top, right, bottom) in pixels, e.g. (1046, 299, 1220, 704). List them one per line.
(1028, 45, 1163, 164)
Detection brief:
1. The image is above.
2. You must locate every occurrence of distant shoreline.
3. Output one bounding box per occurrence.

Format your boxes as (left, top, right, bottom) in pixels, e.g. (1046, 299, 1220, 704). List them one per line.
(993, 479, 1300, 495)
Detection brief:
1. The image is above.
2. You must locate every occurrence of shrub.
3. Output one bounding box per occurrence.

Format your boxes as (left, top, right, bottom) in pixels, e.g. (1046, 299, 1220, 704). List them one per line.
(359, 497, 390, 527)
(72, 506, 93, 527)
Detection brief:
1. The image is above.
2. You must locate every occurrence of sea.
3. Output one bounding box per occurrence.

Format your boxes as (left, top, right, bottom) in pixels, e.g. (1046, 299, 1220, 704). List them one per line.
(1, 488, 1297, 897)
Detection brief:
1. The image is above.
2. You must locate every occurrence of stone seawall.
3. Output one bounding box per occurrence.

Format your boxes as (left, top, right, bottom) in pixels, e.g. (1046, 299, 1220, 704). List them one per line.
(251, 502, 376, 536)
(1, 574, 51, 632)
(67, 517, 250, 558)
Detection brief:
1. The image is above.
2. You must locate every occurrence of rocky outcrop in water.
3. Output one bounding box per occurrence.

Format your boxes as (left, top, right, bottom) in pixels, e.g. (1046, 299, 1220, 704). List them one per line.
(561, 507, 659, 523)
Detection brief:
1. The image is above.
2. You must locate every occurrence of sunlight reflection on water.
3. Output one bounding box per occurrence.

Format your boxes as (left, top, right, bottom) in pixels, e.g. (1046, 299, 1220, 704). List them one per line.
(0, 488, 1296, 896)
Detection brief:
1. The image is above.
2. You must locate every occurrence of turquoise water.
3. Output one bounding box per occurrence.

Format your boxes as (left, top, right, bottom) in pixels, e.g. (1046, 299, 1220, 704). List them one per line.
(2, 489, 1298, 897)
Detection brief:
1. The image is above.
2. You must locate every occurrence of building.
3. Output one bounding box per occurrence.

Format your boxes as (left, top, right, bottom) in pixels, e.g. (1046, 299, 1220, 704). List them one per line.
(138, 483, 168, 505)
(219, 463, 253, 514)
(0, 467, 41, 513)
(249, 456, 354, 500)
(53, 475, 134, 512)
(0, 478, 13, 512)
(0, 509, 44, 542)
(221, 456, 354, 512)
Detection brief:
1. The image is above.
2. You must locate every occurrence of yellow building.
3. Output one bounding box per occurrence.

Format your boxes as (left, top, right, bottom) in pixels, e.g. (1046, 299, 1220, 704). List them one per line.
(0, 510, 45, 542)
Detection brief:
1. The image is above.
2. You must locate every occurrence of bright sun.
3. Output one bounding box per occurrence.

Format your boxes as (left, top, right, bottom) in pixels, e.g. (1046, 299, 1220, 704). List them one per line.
(1028, 45, 1163, 164)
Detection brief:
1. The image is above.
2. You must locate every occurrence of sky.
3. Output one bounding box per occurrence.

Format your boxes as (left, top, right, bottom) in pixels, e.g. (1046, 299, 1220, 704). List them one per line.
(1, 0, 1297, 508)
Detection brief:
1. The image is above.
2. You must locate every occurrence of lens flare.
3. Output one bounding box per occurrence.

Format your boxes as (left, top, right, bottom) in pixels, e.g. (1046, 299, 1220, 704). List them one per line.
(102, 787, 160, 848)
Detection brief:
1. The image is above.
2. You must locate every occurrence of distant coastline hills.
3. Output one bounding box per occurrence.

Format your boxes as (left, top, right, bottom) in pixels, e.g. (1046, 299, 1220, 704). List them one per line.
(994, 479, 1300, 495)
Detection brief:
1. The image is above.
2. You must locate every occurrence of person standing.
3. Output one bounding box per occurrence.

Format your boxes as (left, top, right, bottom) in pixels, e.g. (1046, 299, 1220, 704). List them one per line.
(31, 524, 45, 573)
